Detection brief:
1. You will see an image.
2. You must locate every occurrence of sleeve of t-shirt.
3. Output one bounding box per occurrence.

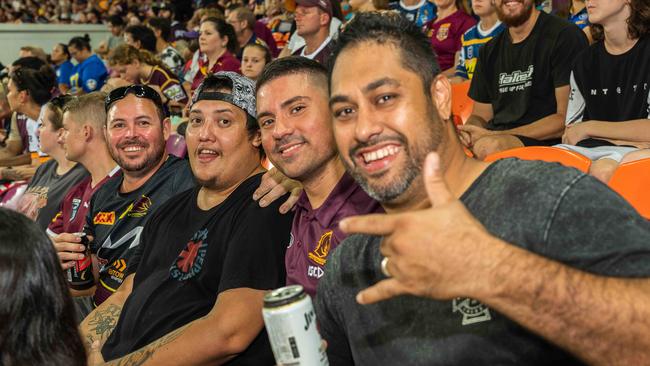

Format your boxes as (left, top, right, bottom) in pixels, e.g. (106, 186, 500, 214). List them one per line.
(172, 161, 196, 192)
(81, 63, 107, 92)
(217, 199, 293, 293)
(468, 45, 492, 104)
(565, 70, 585, 125)
(58, 63, 74, 87)
(46, 208, 64, 237)
(550, 27, 588, 88)
(314, 247, 355, 365)
(85, 194, 99, 253)
(544, 175, 650, 277)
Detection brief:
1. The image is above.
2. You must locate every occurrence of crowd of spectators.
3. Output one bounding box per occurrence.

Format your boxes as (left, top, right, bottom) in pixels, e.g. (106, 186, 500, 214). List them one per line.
(0, 0, 649, 365)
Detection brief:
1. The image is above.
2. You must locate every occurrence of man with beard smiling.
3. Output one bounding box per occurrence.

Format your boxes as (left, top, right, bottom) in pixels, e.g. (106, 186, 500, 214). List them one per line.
(82, 72, 292, 365)
(316, 12, 650, 365)
(60, 85, 194, 319)
(457, 0, 588, 159)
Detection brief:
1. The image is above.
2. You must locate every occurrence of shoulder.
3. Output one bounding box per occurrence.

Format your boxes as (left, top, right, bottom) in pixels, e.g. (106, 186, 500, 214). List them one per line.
(91, 174, 122, 205)
(542, 12, 585, 40)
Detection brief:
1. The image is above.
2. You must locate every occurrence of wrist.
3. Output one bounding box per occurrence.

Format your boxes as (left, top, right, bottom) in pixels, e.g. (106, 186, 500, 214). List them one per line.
(466, 235, 515, 302)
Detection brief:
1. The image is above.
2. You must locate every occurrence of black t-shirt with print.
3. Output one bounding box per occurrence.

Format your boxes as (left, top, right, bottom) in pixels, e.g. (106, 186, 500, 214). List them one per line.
(469, 12, 588, 131)
(86, 156, 195, 306)
(101, 173, 294, 363)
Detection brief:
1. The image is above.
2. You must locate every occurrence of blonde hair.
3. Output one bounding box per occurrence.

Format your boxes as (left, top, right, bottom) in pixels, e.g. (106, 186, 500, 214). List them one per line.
(108, 43, 174, 76)
(63, 92, 107, 133)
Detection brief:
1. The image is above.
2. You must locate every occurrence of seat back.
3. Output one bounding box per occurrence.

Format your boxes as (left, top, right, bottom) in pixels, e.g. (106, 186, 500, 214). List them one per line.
(451, 81, 474, 124)
(166, 134, 187, 158)
(609, 158, 650, 220)
(484, 146, 592, 173)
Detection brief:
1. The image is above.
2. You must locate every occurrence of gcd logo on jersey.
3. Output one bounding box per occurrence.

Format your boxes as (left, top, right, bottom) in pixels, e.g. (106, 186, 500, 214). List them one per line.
(93, 211, 115, 225)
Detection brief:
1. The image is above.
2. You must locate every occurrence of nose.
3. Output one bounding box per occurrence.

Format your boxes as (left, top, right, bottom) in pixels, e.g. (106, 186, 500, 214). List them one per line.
(354, 103, 382, 143)
(197, 119, 215, 142)
(271, 115, 294, 141)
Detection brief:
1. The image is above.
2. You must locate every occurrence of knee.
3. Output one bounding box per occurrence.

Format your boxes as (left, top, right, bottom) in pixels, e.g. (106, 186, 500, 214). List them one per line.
(620, 149, 650, 165)
(473, 136, 507, 160)
(589, 159, 619, 183)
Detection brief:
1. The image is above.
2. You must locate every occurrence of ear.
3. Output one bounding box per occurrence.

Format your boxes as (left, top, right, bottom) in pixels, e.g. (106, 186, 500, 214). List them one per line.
(162, 117, 172, 141)
(431, 74, 452, 123)
(251, 129, 262, 148)
(320, 12, 330, 27)
(82, 123, 93, 141)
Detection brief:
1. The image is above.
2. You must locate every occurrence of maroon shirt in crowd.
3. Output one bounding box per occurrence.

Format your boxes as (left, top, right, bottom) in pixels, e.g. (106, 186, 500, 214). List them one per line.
(286, 172, 383, 297)
(191, 51, 241, 91)
(427, 10, 476, 71)
(144, 65, 188, 105)
(292, 38, 333, 66)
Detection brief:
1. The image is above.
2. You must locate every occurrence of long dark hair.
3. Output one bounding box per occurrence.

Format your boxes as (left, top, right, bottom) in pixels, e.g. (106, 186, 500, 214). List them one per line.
(201, 17, 239, 55)
(10, 64, 57, 106)
(0, 209, 86, 366)
(591, 0, 650, 42)
(68, 34, 92, 51)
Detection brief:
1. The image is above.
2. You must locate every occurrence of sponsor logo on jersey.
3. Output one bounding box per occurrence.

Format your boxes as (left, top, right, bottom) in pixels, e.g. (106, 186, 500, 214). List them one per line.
(70, 198, 82, 221)
(498, 65, 534, 93)
(119, 195, 152, 219)
(108, 258, 127, 280)
(163, 84, 185, 102)
(436, 23, 451, 41)
(86, 78, 97, 91)
(452, 297, 492, 325)
(93, 211, 116, 225)
(308, 230, 333, 266)
(170, 228, 208, 281)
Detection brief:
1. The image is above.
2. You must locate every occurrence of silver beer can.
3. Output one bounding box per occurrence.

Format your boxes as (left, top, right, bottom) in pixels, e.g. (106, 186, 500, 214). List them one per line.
(263, 285, 329, 366)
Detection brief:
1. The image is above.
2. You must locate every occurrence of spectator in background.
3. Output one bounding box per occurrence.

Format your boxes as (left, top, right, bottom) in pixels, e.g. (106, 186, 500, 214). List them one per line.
(226, 6, 271, 59)
(0, 208, 86, 366)
(389, 0, 437, 30)
(107, 44, 189, 106)
(51, 43, 75, 94)
(458, 0, 588, 159)
(17, 95, 88, 231)
(429, 0, 476, 74)
(124, 24, 158, 54)
(555, 0, 650, 182)
(156, 2, 187, 41)
(451, 0, 504, 83)
(348, 0, 389, 14)
(148, 16, 186, 77)
(19, 45, 48, 62)
(68, 35, 109, 94)
(190, 17, 240, 91)
(0, 63, 57, 180)
(291, 0, 336, 65)
(241, 43, 271, 81)
(569, 0, 591, 43)
(96, 15, 126, 58)
(280, 0, 341, 58)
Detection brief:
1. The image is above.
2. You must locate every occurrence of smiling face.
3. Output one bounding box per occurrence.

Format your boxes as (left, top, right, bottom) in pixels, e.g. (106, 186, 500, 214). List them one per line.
(495, 0, 535, 27)
(186, 98, 261, 189)
(106, 95, 170, 177)
(330, 41, 442, 205)
(257, 73, 337, 182)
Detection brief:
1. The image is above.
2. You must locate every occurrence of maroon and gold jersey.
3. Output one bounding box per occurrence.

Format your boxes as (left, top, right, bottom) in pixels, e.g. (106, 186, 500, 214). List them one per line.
(143, 65, 188, 105)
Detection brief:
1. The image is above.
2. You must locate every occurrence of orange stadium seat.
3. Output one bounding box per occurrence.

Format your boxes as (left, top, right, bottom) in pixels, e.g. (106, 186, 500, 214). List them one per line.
(484, 146, 592, 173)
(608, 158, 650, 220)
(451, 81, 474, 125)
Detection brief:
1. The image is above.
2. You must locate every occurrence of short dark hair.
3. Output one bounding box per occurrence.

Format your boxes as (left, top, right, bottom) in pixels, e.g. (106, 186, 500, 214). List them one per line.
(108, 14, 125, 27)
(243, 43, 272, 64)
(148, 17, 173, 42)
(256, 56, 328, 94)
(199, 73, 263, 158)
(125, 25, 157, 53)
(11, 56, 46, 70)
(328, 12, 440, 97)
(10, 64, 57, 106)
(0, 208, 86, 366)
(56, 43, 71, 59)
(68, 34, 91, 51)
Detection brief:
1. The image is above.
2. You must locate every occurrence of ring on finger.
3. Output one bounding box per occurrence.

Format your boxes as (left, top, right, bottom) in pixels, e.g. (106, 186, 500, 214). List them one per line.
(380, 256, 391, 277)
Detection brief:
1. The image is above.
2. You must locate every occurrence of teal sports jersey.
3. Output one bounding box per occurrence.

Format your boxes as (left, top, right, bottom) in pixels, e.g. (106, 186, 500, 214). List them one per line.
(69, 54, 108, 94)
(389, 0, 437, 30)
(456, 21, 504, 80)
(569, 7, 589, 30)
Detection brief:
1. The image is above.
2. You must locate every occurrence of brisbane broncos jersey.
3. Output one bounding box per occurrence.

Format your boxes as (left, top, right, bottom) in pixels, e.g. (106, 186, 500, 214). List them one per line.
(86, 156, 194, 306)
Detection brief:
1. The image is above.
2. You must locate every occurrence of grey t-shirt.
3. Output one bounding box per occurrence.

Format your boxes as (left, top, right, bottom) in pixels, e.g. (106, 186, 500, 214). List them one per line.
(19, 160, 89, 231)
(315, 158, 650, 365)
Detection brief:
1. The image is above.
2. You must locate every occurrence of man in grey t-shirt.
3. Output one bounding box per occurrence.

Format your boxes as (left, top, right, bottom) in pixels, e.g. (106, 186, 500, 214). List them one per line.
(317, 12, 650, 366)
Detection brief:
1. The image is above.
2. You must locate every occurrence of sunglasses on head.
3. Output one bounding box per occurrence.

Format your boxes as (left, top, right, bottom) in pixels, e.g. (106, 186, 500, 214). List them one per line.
(105, 84, 163, 112)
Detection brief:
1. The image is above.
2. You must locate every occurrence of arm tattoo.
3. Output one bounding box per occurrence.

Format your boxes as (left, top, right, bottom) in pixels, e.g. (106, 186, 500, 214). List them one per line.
(104, 323, 189, 366)
(87, 303, 122, 344)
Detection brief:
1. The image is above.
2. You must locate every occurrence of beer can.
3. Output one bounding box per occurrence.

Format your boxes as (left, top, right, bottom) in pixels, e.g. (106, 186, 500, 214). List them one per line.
(66, 232, 94, 290)
(263, 285, 329, 366)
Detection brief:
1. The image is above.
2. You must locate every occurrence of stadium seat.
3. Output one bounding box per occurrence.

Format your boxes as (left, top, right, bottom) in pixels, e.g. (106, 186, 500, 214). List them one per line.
(166, 134, 187, 158)
(608, 158, 650, 220)
(451, 81, 474, 124)
(484, 146, 592, 173)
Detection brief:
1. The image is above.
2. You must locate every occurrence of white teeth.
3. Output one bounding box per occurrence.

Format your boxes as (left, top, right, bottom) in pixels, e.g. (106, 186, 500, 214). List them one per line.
(124, 146, 143, 152)
(362, 146, 399, 163)
(199, 149, 218, 155)
(281, 144, 302, 154)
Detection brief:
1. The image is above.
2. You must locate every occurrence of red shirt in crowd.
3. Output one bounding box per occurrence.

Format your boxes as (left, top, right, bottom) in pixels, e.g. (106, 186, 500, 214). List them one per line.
(191, 51, 241, 92)
(427, 10, 476, 71)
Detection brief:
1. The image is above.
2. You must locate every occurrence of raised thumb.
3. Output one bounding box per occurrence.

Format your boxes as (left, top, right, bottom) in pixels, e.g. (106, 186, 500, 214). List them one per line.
(424, 152, 453, 207)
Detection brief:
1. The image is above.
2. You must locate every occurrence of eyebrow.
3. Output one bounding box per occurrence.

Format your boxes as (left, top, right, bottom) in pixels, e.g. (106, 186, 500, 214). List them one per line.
(257, 96, 309, 120)
(329, 77, 401, 107)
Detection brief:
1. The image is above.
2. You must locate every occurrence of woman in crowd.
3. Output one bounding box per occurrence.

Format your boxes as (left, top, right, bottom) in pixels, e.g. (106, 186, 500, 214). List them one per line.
(0, 208, 86, 366)
(0, 64, 57, 181)
(107, 44, 189, 106)
(241, 43, 271, 81)
(569, 0, 592, 43)
(17, 95, 88, 231)
(67, 34, 108, 94)
(190, 17, 240, 91)
(558, 0, 650, 182)
(50, 43, 75, 94)
(428, 0, 476, 74)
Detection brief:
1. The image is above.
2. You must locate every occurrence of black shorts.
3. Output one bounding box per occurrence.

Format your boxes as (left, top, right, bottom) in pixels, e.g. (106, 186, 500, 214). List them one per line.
(514, 135, 562, 147)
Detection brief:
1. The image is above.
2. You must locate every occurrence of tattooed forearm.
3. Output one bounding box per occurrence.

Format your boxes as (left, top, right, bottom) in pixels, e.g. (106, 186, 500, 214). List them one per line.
(85, 304, 123, 344)
(103, 322, 191, 366)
